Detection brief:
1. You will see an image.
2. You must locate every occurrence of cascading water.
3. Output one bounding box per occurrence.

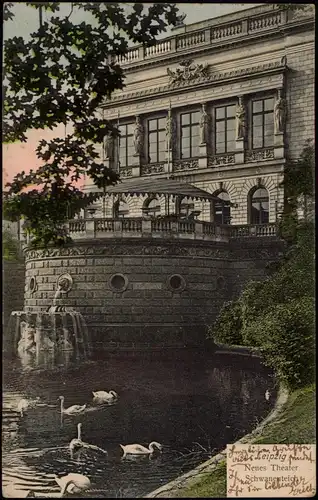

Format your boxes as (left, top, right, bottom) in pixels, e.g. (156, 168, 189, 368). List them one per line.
(5, 282, 92, 370)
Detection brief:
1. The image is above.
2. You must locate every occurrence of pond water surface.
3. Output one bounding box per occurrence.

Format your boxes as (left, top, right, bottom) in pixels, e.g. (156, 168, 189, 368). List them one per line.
(2, 352, 276, 498)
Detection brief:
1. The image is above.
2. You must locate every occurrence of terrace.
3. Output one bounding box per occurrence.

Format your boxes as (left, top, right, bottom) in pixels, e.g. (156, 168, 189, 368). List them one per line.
(68, 218, 278, 242)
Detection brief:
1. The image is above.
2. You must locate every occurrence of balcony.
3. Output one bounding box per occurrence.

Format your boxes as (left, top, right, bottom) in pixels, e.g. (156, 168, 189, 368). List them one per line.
(67, 218, 279, 242)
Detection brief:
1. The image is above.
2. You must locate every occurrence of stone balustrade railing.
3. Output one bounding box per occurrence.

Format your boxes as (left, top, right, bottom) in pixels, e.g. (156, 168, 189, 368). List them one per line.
(67, 219, 279, 241)
(229, 223, 278, 238)
(113, 7, 312, 67)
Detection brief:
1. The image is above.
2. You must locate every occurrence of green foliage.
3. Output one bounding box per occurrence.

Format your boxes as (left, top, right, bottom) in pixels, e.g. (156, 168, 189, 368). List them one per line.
(3, 3, 15, 21)
(210, 219, 314, 390)
(242, 297, 315, 390)
(208, 301, 243, 345)
(278, 139, 315, 242)
(282, 139, 314, 201)
(3, 3, 181, 246)
(3, 228, 21, 261)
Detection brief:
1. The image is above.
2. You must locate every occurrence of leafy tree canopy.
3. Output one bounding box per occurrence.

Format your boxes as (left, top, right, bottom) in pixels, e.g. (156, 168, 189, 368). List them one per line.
(3, 2, 182, 247)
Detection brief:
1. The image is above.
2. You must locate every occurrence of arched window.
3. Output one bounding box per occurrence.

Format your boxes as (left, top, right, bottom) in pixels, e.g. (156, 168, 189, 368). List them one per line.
(178, 197, 195, 217)
(114, 199, 129, 218)
(213, 191, 231, 225)
(143, 197, 161, 217)
(249, 187, 269, 224)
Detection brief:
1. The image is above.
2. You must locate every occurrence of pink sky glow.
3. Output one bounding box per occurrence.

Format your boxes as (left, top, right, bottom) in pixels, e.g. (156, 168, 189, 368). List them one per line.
(3, 124, 83, 190)
(3, 125, 64, 185)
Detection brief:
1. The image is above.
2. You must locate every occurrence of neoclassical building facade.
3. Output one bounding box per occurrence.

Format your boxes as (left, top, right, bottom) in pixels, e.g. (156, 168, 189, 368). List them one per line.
(83, 3, 314, 226)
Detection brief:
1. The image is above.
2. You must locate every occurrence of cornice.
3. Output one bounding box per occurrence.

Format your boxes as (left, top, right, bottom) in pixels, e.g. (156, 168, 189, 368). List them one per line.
(102, 60, 287, 111)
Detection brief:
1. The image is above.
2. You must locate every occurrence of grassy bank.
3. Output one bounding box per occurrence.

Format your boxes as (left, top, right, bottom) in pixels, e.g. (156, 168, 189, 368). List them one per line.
(173, 383, 315, 498)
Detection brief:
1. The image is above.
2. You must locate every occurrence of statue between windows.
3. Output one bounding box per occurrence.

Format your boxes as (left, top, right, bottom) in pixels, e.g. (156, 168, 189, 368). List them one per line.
(235, 96, 246, 140)
(133, 115, 144, 156)
(274, 89, 287, 134)
(199, 103, 210, 145)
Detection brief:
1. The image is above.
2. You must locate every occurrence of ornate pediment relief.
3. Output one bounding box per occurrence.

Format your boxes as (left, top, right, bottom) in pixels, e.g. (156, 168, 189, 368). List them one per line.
(167, 59, 209, 87)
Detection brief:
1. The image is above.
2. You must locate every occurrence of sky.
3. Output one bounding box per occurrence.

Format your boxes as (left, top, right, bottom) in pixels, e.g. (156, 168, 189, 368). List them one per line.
(3, 2, 260, 185)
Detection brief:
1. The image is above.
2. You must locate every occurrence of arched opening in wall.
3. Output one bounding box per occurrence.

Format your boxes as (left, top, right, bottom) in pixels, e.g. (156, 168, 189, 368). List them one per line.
(114, 199, 129, 218)
(212, 190, 231, 224)
(143, 197, 161, 218)
(84, 204, 99, 218)
(177, 196, 196, 219)
(248, 187, 269, 224)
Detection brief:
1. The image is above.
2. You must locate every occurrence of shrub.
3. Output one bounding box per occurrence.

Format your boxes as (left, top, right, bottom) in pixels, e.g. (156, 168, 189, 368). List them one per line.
(241, 296, 315, 390)
(209, 300, 243, 345)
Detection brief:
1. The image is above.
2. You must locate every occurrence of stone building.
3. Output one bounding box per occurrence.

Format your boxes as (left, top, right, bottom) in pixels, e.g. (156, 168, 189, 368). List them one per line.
(15, 5, 316, 353)
(83, 3, 314, 225)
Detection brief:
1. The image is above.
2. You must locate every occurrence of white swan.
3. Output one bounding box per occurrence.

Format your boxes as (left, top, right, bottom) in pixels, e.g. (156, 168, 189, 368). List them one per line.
(92, 390, 118, 404)
(69, 422, 108, 458)
(69, 422, 84, 456)
(120, 442, 162, 458)
(59, 396, 86, 416)
(265, 389, 271, 401)
(54, 473, 91, 495)
(17, 397, 41, 417)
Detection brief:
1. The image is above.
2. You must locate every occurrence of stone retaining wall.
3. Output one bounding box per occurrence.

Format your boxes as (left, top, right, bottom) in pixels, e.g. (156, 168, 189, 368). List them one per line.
(23, 237, 284, 349)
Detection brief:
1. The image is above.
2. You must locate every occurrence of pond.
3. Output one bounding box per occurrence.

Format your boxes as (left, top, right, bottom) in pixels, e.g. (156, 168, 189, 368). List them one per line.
(2, 352, 276, 498)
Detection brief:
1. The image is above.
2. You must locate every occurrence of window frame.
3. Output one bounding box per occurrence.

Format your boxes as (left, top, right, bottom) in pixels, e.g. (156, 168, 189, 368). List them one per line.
(118, 122, 134, 168)
(114, 199, 130, 218)
(147, 117, 166, 164)
(214, 104, 236, 154)
(143, 196, 161, 217)
(212, 190, 232, 225)
(180, 111, 200, 159)
(249, 187, 269, 225)
(251, 97, 275, 150)
(178, 196, 195, 217)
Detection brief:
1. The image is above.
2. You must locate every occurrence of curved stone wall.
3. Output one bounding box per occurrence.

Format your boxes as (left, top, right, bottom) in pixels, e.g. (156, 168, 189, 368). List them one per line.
(24, 238, 232, 349)
(23, 236, 285, 350)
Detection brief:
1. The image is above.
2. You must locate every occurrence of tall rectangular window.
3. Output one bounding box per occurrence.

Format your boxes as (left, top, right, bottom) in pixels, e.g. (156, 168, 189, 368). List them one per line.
(252, 98, 274, 149)
(215, 105, 236, 154)
(118, 123, 134, 168)
(180, 111, 200, 158)
(148, 117, 166, 163)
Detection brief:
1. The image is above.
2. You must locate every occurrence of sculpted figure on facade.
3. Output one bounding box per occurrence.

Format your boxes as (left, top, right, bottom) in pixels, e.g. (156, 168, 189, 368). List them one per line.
(104, 133, 114, 159)
(235, 96, 246, 140)
(274, 90, 287, 134)
(199, 103, 210, 145)
(133, 115, 144, 155)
